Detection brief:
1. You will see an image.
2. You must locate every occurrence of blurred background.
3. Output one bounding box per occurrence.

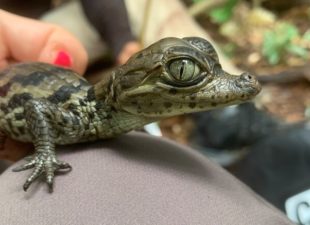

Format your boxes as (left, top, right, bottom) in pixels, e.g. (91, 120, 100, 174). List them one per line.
(0, 0, 309, 223)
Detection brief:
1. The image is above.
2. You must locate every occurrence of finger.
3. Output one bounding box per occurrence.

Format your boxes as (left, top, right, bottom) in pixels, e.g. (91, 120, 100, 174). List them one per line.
(116, 41, 142, 65)
(0, 10, 88, 74)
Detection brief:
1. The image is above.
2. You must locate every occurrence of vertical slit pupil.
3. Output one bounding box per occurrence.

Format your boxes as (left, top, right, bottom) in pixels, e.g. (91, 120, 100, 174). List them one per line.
(179, 61, 185, 79)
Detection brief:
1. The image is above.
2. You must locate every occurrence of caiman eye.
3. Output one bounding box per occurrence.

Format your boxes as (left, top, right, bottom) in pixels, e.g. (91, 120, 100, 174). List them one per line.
(168, 59, 201, 83)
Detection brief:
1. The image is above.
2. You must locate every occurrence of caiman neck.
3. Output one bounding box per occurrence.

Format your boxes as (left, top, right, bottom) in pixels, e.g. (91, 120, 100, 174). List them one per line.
(91, 68, 157, 135)
(92, 67, 134, 122)
(93, 69, 118, 105)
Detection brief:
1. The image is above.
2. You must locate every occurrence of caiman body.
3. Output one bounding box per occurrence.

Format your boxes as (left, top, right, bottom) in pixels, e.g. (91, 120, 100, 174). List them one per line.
(0, 37, 261, 191)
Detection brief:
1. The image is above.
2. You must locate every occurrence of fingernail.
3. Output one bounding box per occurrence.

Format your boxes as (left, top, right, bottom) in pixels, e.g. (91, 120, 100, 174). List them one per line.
(53, 51, 72, 67)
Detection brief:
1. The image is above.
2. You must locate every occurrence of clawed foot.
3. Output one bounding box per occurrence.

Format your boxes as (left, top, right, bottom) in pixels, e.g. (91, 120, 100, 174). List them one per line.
(12, 152, 72, 192)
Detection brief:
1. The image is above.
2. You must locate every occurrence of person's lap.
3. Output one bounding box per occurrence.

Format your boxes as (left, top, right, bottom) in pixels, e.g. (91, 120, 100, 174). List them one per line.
(0, 132, 292, 225)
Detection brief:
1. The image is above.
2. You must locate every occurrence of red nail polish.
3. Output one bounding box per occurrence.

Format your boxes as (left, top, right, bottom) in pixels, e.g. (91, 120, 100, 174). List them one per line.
(53, 51, 72, 67)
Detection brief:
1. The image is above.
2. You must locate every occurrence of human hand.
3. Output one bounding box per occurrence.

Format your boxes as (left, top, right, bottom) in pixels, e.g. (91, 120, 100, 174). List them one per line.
(117, 41, 142, 65)
(0, 10, 88, 73)
(0, 10, 88, 161)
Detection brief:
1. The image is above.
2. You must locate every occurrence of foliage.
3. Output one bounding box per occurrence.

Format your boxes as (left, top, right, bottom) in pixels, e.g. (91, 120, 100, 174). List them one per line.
(262, 23, 309, 65)
(192, 0, 238, 24)
(209, 0, 238, 24)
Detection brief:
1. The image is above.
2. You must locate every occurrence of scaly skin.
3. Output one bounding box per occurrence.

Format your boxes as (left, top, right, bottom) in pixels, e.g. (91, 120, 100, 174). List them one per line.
(0, 37, 261, 192)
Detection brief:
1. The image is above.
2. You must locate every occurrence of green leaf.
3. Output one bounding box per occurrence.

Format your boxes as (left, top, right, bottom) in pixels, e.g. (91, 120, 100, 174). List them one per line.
(262, 22, 305, 65)
(210, 0, 238, 24)
(268, 51, 280, 65)
(262, 31, 280, 58)
(262, 31, 283, 64)
(283, 23, 299, 40)
(287, 44, 309, 58)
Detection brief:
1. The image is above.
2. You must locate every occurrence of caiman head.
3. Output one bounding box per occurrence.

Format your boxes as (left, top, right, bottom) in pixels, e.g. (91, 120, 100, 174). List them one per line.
(97, 37, 261, 118)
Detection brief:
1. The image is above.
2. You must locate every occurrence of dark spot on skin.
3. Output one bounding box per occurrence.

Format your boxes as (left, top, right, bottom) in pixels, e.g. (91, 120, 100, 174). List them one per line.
(68, 103, 76, 111)
(47, 85, 80, 104)
(0, 103, 8, 114)
(88, 112, 95, 120)
(131, 101, 138, 105)
(0, 82, 12, 97)
(12, 72, 49, 87)
(169, 89, 177, 95)
(190, 94, 197, 101)
(8, 93, 33, 109)
(225, 95, 229, 99)
(79, 99, 87, 106)
(95, 101, 103, 110)
(45, 114, 52, 120)
(17, 126, 25, 135)
(62, 117, 69, 124)
(84, 124, 90, 130)
(106, 114, 112, 119)
(72, 110, 80, 116)
(110, 106, 117, 112)
(211, 102, 217, 107)
(112, 91, 118, 103)
(72, 116, 80, 125)
(135, 53, 143, 59)
(86, 87, 96, 101)
(241, 94, 245, 98)
(189, 102, 196, 108)
(164, 102, 172, 108)
(14, 113, 24, 120)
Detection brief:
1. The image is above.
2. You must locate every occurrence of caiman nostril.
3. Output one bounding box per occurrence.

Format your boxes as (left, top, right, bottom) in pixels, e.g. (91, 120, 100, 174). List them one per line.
(240, 73, 254, 82)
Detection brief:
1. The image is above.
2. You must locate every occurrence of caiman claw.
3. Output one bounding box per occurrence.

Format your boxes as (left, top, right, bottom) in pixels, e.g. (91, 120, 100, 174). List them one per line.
(13, 153, 72, 192)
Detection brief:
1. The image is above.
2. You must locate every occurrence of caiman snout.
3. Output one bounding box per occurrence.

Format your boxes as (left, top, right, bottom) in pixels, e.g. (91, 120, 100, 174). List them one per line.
(240, 72, 254, 82)
(236, 72, 261, 95)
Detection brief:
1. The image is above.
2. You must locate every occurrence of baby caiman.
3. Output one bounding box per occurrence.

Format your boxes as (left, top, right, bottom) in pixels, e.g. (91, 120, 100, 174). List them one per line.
(0, 37, 261, 192)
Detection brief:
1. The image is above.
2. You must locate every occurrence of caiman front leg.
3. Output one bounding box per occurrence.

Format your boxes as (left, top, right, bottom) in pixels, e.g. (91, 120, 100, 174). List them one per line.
(13, 99, 72, 192)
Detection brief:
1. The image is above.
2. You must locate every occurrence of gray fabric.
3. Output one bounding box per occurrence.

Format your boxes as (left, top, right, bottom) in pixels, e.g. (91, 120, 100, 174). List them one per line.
(0, 132, 292, 225)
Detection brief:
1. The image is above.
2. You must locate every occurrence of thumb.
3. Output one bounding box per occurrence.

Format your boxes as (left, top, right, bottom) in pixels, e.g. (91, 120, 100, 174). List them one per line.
(0, 10, 88, 74)
(37, 26, 88, 74)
